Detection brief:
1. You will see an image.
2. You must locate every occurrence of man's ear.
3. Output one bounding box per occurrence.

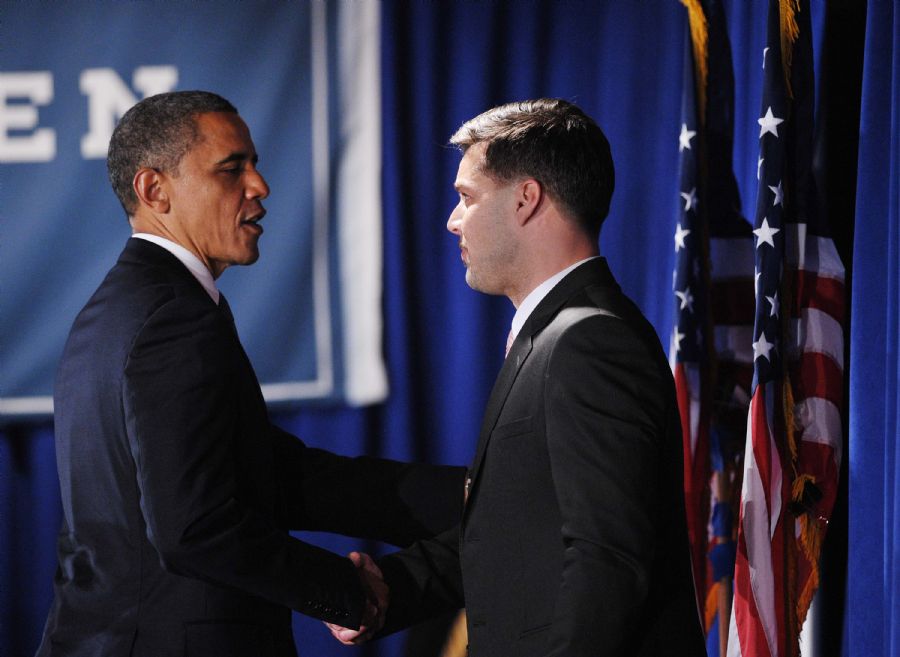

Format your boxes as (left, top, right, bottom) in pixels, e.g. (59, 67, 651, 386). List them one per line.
(133, 168, 170, 213)
(515, 178, 543, 226)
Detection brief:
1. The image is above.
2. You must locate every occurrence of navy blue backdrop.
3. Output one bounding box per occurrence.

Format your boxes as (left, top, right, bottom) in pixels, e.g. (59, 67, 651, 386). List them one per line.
(845, 1, 899, 656)
(0, 2, 893, 656)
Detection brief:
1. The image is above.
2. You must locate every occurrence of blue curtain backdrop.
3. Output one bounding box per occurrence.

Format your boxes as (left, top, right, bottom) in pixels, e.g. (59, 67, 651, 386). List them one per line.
(0, 1, 892, 656)
(845, 1, 899, 656)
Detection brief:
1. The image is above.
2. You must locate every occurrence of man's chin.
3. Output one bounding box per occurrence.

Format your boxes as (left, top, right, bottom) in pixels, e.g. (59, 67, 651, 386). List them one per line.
(464, 270, 502, 296)
(238, 247, 261, 266)
(213, 250, 260, 277)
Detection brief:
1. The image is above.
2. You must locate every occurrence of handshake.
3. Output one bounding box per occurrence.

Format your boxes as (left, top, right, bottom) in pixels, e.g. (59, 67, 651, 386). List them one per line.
(326, 551, 389, 645)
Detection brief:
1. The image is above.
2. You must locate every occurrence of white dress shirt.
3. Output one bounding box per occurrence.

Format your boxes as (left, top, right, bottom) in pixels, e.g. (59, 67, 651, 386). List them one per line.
(508, 256, 600, 344)
(132, 233, 220, 304)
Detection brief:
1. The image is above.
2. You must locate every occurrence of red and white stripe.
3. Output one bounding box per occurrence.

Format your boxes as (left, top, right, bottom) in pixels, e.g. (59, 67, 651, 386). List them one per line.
(728, 224, 844, 657)
(728, 383, 785, 657)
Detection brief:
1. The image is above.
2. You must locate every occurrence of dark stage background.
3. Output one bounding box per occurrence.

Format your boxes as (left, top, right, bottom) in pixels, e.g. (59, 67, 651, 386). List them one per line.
(2, 2, 897, 656)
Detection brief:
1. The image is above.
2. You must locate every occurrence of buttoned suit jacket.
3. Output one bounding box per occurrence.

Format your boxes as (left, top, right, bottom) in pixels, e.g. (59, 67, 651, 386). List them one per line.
(379, 258, 706, 657)
(37, 238, 464, 657)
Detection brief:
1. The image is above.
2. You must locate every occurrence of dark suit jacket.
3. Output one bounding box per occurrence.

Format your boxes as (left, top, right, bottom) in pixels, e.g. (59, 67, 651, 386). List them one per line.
(379, 258, 705, 657)
(37, 238, 465, 657)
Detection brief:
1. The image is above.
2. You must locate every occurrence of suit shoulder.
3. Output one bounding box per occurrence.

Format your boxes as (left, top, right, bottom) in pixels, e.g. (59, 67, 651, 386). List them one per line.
(102, 254, 210, 312)
(541, 300, 676, 431)
(67, 257, 216, 356)
(542, 291, 671, 382)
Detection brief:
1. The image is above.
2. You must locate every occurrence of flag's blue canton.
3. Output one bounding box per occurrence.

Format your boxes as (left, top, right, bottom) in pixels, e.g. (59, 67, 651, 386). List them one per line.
(750, 41, 787, 393)
(672, 49, 705, 367)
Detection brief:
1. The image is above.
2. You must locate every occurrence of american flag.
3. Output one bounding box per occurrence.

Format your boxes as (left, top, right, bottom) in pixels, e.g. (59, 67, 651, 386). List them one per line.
(671, 3, 752, 656)
(727, 2, 844, 657)
(671, 0, 712, 620)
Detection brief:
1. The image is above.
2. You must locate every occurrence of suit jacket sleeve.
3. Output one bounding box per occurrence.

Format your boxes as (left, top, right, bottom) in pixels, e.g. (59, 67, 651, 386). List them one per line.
(542, 313, 668, 656)
(270, 425, 466, 547)
(122, 295, 366, 628)
(375, 524, 465, 634)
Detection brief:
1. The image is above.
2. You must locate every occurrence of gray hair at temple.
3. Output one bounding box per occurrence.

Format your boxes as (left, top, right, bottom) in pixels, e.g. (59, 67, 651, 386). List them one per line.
(107, 90, 237, 216)
(449, 98, 615, 239)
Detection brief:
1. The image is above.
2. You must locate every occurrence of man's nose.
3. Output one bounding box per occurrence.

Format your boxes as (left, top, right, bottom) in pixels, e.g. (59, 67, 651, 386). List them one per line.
(247, 169, 270, 200)
(447, 206, 462, 235)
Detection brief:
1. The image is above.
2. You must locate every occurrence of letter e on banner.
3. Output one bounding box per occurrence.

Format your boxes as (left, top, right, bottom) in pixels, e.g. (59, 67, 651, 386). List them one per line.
(0, 72, 56, 163)
(80, 66, 178, 158)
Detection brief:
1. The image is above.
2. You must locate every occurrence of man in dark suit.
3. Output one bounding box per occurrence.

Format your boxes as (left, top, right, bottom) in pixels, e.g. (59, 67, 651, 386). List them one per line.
(37, 91, 464, 657)
(330, 99, 705, 656)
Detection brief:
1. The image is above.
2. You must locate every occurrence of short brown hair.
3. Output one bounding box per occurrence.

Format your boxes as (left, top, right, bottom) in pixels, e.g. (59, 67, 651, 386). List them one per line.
(450, 98, 615, 238)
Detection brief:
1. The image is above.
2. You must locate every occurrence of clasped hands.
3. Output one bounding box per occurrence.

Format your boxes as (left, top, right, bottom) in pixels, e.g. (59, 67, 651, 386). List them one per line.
(325, 551, 388, 645)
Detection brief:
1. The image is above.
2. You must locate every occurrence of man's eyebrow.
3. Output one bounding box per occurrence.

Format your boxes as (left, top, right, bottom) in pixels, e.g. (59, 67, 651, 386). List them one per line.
(215, 152, 259, 165)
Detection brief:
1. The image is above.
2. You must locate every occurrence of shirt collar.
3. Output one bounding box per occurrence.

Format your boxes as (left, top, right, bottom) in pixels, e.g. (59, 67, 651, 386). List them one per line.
(509, 256, 600, 342)
(132, 233, 220, 304)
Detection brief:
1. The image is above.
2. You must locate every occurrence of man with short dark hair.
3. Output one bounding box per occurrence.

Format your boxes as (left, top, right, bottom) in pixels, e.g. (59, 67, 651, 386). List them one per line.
(37, 90, 464, 657)
(331, 98, 705, 656)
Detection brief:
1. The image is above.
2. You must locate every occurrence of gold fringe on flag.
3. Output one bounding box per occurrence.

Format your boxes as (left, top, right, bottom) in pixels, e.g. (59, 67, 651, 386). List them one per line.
(780, 0, 801, 98)
(783, 375, 801, 655)
(680, 0, 709, 126)
(792, 474, 826, 563)
(796, 514, 822, 630)
(785, 375, 825, 644)
(792, 473, 825, 629)
(784, 374, 798, 462)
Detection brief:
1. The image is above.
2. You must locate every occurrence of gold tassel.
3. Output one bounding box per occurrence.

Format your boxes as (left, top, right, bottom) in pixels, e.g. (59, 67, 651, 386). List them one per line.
(791, 472, 824, 560)
(791, 473, 815, 504)
(795, 513, 823, 631)
(792, 474, 825, 627)
(680, 0, 709, 126)
(780, 0, 801, 98)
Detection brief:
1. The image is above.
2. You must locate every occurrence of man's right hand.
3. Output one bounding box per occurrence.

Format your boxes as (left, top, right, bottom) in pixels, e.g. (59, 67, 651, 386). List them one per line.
(325, 551, 388, 645)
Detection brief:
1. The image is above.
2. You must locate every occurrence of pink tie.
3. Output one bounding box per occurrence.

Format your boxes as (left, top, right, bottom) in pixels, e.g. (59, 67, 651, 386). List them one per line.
(505, 329, 515, 357)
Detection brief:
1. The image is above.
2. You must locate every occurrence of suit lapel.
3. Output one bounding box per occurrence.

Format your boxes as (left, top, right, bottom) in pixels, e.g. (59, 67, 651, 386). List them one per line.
(464, 258, 620, 503)
(468, 333, 533, 482)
